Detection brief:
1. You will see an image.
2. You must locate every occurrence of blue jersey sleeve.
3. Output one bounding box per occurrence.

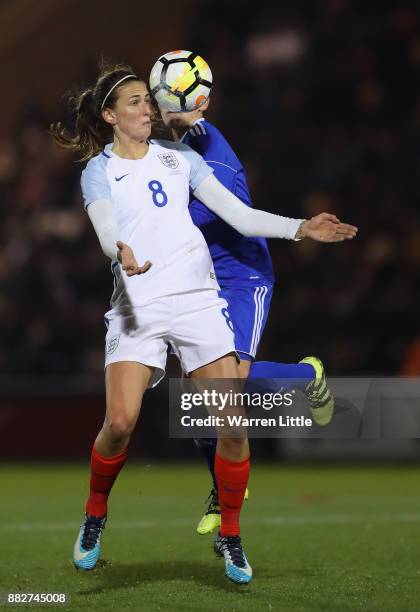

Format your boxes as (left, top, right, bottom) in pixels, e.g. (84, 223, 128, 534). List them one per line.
(189, 160, 237, 228)
(185, 121, 252, 229)
(80, 154, 111, 210)
(182, 121, 237, 184)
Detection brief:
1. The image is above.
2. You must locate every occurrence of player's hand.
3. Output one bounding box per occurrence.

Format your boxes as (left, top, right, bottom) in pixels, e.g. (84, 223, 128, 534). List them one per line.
(116, 241, 152, 276)
(159, 108, 195, 129)
(297, 213, 358, 242)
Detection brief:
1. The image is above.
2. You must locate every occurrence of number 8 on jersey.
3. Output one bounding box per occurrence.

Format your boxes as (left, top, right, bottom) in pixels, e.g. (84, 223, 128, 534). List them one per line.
(148, 180, 168, 207)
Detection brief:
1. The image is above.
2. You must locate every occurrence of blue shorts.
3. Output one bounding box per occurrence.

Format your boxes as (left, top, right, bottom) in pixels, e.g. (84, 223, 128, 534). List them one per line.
(219, 284, 274, 361)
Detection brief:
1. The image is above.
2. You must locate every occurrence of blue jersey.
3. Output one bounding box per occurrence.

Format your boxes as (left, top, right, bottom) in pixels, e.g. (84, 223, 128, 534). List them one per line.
(183, 119, 275, 287)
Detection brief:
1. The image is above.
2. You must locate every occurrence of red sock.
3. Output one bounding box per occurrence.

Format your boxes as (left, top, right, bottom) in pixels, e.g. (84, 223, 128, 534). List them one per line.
(215, 453, 250, 537)
(85, 445, 128, 517)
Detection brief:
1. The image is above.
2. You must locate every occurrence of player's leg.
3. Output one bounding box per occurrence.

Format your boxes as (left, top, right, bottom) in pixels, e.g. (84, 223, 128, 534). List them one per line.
(191, 355, 252, 584)
(193, 287, 263, 535)
(223, 284, 334, 425)
(73, 301, 169, 571)
(89, 361, 154, 508)
(248, 359, 314, 389)
(169, 340, 226, 534)
(193, 286, 268, 536)
(173, 289, 252, 583)
(195, 283, 332, 536)
(229, 284, 315, 387)
(195, 358, 250, 535)
(74, 361, 153, 570)
(249, 356, 334, 426)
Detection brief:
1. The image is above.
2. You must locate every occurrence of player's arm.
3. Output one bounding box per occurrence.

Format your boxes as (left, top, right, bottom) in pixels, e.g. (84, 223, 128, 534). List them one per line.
(86, 198, 119, 260)
(194, 174, 358, 242)
(162, 140, 358, 242)
(166, 125, 358, 241)
(193, 175, 300, 239)
(188, 162, 226, 231)
(189, 197, 218, 229)
(81, 162, 151, 275)
(86, 200, 151, 275)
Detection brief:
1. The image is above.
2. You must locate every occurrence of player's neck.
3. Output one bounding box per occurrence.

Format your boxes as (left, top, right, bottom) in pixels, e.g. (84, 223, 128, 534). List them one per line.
(112, 137, 149, 160)
(170, 114, 204, 142)
(171, 126, 186, 142)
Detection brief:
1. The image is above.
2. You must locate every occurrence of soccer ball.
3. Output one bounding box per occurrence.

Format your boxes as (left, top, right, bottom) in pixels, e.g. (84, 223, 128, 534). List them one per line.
(149, 50, 213, 113)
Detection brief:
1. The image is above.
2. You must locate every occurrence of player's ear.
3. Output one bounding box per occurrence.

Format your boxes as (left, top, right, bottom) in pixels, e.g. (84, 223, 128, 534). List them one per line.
(102, 107, 117, 126)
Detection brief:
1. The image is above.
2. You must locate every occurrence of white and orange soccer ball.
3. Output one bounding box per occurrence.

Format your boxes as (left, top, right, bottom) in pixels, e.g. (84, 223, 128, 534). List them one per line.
(149, 50, 213, 112)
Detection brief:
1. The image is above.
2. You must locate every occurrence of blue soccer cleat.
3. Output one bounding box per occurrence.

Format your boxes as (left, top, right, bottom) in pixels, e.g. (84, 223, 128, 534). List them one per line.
(214, 532, 253, 584)
(73, 514, 107, 570)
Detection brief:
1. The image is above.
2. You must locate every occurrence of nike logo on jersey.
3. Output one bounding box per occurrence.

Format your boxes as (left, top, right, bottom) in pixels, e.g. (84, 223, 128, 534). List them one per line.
(115, 174, 129, 182)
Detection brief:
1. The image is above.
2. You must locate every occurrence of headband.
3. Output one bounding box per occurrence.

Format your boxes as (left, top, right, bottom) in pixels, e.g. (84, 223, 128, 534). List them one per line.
(101, 74, 138, 109)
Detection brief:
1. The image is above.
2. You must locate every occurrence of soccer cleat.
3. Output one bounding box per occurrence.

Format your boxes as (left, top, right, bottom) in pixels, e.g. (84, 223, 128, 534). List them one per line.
(197, 488, 220, 535)
(73, 514, 106, 570)
(299, 356, 334, 426)
(197, 488, 249, 535)
(214, 532, 253, 584)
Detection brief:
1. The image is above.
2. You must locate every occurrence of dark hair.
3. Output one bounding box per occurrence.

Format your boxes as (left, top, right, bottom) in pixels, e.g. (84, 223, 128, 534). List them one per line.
(51, 62, 142, 161)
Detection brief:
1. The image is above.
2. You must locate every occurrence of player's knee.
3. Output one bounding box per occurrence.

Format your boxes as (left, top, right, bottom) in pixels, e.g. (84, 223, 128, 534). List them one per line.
(218, 436, 248, 460)
(105, 414, 136, 443)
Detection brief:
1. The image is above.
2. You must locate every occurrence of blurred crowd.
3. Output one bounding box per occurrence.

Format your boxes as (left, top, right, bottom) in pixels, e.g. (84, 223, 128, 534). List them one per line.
(1, 0, 418, 379)
(193, 0, 420, 375)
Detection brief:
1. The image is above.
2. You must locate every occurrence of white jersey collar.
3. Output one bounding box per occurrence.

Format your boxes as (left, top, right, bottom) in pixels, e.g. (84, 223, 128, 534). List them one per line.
(103, 141, 152, 161)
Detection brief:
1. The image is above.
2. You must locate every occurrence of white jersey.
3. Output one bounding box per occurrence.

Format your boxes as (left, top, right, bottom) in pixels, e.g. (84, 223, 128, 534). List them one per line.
(81, 140, 219, 307)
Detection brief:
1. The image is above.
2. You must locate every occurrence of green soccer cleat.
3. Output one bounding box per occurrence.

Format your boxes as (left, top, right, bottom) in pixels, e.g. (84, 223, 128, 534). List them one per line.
(197, 489, 220, 535)
(197, 487, 249, 535)
(299, 356, 334, 426)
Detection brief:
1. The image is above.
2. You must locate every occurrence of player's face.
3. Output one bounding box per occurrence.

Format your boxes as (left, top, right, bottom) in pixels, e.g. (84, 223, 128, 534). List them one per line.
(105, 81, 152, 141)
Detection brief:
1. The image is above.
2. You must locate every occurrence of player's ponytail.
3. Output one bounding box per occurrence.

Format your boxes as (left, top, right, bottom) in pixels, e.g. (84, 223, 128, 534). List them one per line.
(51, 63, 141, 162)
(51, 87, 109, 161)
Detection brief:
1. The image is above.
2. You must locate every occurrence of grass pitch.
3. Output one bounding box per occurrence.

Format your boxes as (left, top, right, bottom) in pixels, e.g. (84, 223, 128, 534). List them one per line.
(1, 462, 420, 611)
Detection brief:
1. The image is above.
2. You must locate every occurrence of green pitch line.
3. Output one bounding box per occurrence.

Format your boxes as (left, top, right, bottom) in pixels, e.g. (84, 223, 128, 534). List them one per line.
(1, 463, 420, 612)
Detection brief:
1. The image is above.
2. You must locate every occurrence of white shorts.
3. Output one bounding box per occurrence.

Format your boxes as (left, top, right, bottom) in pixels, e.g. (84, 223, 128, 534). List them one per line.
(104, 289, 236, 387)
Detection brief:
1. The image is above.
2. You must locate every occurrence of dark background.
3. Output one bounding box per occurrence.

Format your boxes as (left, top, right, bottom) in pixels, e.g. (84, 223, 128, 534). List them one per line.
(0, 0, 419, 459)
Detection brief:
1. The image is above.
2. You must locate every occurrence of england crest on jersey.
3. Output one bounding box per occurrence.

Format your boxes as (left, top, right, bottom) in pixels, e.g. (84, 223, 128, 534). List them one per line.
(158, 152, 179, 169)
(106, 334, 120, 354)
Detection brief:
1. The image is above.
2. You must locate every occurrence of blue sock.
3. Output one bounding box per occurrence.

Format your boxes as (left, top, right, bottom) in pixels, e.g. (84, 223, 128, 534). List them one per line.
(194, 438, 217, 491)
(248, 360, 315, 392)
